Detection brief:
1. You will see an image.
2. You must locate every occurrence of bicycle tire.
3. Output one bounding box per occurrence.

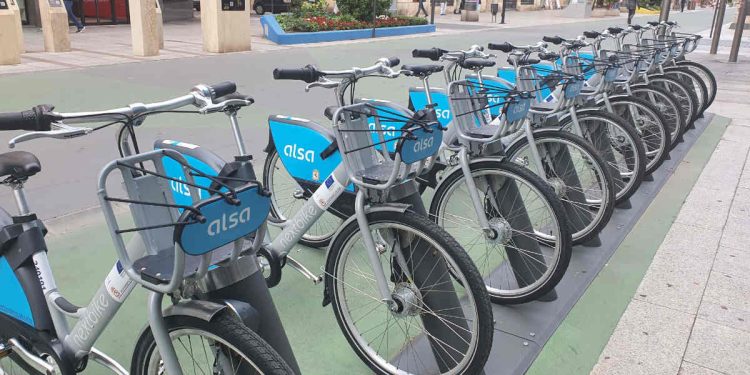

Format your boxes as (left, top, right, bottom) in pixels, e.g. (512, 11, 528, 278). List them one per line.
(607, 96, 670, 174)
(663, 67, 708, 117)
(630, 84, 685, 148)
(560, 109, 647, 202)
(131, 310, 295, 375)
(429, 158, 572, 304)
(647, 74, 699, 128)
(326, 210, 493, 375)
(505, 130, 616, 245)
(676, 60, 717, 110)
(262, 147, 342, 248)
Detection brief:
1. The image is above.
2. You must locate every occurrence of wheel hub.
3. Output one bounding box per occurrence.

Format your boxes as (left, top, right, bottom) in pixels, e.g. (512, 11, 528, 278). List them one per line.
(390, 283, 422, 317)
(486, 217, 512, 245)
(548, 177, 567, 197)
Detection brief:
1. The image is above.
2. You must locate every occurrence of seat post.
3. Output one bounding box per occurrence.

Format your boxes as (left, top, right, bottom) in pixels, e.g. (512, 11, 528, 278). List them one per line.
(11, 181, 31, 216)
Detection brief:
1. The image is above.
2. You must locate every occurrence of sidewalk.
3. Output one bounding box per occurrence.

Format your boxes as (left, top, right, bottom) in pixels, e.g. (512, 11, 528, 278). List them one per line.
(591, 54, 750, 374)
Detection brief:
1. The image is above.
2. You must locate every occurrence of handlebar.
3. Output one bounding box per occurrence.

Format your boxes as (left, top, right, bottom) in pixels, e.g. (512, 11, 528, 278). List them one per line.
(542, 36, 564, 45)
(6, 81, 250, 148)
(488, 41, 547, 54)
(412, 47, 448, 61)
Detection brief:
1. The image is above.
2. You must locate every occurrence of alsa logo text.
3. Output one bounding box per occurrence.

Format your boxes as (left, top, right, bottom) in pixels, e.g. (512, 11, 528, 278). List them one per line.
(412, 136, 435, 153)
(284, 144, 315, 163)
(208, 207, 252, 236)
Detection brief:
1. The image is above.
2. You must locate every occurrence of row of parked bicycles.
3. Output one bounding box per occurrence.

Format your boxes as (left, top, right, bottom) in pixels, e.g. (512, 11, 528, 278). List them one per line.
(0, 19, 715, 375)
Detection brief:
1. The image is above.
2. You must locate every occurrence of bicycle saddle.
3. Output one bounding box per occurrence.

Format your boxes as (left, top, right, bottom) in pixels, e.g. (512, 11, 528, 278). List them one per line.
(608, 27, 624, 35)
(402, 64, 445, 77)
(460, 58, 496, 70)
(0, 151, 41, 180)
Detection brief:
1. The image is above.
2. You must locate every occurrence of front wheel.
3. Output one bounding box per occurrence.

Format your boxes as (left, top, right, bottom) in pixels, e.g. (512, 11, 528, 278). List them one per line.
(505, 130, 616, 245)
(326, 210, 493, 375)
(608, 97, 670, 175)
(131, 310, 295, 375)
(429, 159, 572, 304)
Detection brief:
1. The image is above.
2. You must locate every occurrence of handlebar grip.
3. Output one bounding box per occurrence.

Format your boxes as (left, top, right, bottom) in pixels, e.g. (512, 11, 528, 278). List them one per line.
(385, 56, 400, 68)
(487, 42, 514, 53)
(631, 24, 642, 30)
(207, 81, 237, 99)
(666, 21, 676, 26)
(0, 105, 55, 132)
(647, 21, 659, 26)
(411, 48, 446, 61)
(583, 31, 600, 39)
(272, 65, 321, 83)
(608, 27, 623, 35)
(542, 36, 563, 45)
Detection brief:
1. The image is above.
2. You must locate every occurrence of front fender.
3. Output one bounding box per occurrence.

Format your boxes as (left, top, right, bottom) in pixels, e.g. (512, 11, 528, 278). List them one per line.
(321, 203, 410, 307)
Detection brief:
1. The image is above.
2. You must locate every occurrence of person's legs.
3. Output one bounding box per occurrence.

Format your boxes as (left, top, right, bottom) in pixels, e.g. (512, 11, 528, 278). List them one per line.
(628, 8, 635, 24)
(63, 0, 84, 30)
(440, 1, 446, 14)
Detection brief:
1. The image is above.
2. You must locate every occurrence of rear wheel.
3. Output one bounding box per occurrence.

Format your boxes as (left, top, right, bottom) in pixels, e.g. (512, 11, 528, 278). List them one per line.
(262, 148, 342, 248)
(647, 75, 698, 129)
(429, 159, 572, 304)
(131, 310, 294, 375)
(676, 60, 717, 111)
(664, 67, 708, 117)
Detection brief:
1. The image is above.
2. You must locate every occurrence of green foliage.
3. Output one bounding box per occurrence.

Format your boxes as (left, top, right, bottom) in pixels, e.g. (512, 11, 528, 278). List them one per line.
(299, 0, 328, 16)
(336, 0, 392, 21)
(275, 13, 428, 32)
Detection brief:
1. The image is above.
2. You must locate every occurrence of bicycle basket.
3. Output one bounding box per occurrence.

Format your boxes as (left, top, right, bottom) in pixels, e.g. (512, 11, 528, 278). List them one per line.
(332, 102, 442, 190)
(448, 79, 527, 142)
(97, 149, 270, 293)
(561, 56, 584, 100)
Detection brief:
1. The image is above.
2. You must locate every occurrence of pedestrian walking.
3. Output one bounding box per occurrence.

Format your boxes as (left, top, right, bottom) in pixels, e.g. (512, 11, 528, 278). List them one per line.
(626, 0, 637, 24)
(680, 0, 687, 11)
(454, 0, 464, 13)
(415, 0, 429, 16)
(440, 0, 447, 15)
(63, 0, 85, 32)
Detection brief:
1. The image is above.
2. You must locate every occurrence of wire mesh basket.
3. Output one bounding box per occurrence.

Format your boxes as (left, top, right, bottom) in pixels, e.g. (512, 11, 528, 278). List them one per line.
(97, 149, 270, 293)
(448, 79, 531, 143)
(331, 102, 443, 190)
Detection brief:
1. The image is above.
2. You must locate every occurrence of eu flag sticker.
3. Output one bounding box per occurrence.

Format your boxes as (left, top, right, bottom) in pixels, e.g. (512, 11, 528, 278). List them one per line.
(325, 176, 334, 188)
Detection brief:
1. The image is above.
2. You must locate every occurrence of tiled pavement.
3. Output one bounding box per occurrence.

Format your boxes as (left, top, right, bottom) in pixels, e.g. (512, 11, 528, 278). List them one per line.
(592, 55, 750, 375)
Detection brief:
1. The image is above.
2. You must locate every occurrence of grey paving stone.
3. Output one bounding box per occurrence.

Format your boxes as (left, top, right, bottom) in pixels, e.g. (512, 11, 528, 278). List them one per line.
(592, 300, 694, 375)
(722, 125, 750, 143)
(675, 186, 734, 230)
(692, 140, 748, 192)
(697, 300, 750, 334)
(703, 270, 750, 313)
(634, 223, 721, 314)
(712, 246, 750, 283)
(684, 318, 750, 375)
(679, 361, 726, 375)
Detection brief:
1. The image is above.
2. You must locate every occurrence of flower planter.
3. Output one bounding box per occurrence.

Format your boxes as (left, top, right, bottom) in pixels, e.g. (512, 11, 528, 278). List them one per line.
(260, 14, 436, 45)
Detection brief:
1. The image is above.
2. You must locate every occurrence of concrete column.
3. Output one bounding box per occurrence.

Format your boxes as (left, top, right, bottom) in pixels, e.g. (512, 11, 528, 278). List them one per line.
(0, 0, 22, 64)
(7, 0, 23, 52)
(199, 0, 252, 53)
(130, 0, 160, 56)
(37, 0, 70, 52)
(156, 0, 164, 49)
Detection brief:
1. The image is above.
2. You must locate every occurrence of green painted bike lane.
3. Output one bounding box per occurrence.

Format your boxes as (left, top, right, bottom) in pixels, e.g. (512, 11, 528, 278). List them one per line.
(526, 115, 731, 375)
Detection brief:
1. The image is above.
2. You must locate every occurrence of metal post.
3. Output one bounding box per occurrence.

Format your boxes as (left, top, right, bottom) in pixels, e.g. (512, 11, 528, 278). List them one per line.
(500, 0, 507, 23)
(729, 0, 747, 62)
(710, 0, 727, 54)
(431, 0, 436, 23)
(659, 0, 671, 21)
(710, 3, 719, 37)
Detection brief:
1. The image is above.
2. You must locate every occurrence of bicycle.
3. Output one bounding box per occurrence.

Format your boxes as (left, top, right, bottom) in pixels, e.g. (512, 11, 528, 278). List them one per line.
(0, 101, 295, 375)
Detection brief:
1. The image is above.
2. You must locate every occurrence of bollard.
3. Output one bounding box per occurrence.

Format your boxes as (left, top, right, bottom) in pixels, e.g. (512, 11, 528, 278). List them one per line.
(156, 0, 164, 49)
(200, 0, 252, 53)
(38, 0, 71, 52)
(130, 0, 160, 56)
(0, 0, 22, 64)
(461, 0, 479, 21)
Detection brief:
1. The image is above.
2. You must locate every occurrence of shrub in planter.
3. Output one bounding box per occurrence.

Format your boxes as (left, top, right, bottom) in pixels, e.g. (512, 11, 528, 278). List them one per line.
(336, 0, 392, 21)
(275, 13, 428, 32)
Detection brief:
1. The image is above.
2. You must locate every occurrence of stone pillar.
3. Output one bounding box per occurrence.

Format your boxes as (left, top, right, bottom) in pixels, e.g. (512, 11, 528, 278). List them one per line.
(7, 0, 23, 52)
(0, 0, 22, 64)
(37, 0, 70, 52)
(199, 0, 252, 53)
(156, 0, 164, 48)
(130, 0, 160, 56)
